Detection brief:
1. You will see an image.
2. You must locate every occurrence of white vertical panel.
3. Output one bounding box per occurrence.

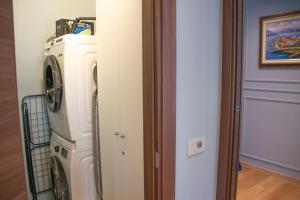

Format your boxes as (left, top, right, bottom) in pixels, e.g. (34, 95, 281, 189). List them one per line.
(96, 0, 144, 200)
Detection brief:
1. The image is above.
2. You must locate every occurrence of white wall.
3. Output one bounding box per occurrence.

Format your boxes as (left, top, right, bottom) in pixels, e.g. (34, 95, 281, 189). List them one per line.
(176, 0, 222, 199)
(12, 1, 95, 199)
(13, 0, 96, 99)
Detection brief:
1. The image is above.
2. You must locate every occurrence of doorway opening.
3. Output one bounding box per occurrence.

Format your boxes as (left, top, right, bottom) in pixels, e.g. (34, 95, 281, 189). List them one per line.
(217, 0, 300, 199)
(1, 0, 176, 199)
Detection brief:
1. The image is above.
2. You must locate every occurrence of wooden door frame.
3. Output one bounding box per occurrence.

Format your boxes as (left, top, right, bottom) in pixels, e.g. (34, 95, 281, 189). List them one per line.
(216, 0, 244, 199)
(0, 0, 28, 199)
(143, 0, 176, 200)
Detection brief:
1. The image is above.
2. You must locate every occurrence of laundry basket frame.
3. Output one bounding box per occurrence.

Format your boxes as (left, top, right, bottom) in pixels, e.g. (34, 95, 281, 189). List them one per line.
(21, 94, 53, 200)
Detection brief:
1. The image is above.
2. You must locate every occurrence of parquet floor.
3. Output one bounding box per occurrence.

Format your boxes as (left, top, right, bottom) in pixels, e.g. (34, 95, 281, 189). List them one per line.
(237, 163, 300, 200)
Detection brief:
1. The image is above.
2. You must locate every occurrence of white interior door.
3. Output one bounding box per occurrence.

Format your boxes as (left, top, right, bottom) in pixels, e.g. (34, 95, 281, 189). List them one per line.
(97, 0, 144, 199)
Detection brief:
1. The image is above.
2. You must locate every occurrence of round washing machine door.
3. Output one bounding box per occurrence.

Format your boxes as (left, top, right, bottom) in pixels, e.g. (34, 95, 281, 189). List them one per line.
(44, 55, 62, 112)
(51, 156, 70, 200)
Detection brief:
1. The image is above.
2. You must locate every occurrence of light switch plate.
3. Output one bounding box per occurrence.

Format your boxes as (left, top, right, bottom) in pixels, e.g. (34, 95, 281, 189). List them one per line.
(188, 136, 206, 157)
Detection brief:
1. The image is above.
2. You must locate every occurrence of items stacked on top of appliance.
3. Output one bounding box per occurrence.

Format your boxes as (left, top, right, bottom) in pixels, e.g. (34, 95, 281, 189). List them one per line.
(47, 17, 96, 42)
(56, 17, 95, 37)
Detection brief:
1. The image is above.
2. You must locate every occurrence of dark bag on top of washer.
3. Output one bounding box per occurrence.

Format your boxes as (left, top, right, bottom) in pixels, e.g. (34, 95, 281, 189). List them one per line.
(56, 19, 75, 37)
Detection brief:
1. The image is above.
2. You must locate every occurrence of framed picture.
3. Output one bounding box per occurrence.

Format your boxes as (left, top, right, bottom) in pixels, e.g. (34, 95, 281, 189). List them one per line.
(260, 10, 300, 66)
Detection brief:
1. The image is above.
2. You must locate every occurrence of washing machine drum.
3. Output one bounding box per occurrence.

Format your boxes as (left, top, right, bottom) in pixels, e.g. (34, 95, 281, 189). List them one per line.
(51, 157, 70, 200)
(44, 55, 62, 112)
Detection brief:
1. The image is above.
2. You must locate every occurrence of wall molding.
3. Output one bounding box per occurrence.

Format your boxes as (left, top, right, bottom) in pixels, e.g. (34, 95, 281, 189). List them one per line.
(244, 78, 300, 84)
(243, 62, 300, 84)
(244, 96, 300, 105)
(243, 87, 300, 94)
(241, 96, 300, 175)
(241, 153, 300, 173)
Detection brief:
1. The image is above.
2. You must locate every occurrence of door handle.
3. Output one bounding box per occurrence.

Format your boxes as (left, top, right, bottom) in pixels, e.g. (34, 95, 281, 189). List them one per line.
(114, 132, 120, 136)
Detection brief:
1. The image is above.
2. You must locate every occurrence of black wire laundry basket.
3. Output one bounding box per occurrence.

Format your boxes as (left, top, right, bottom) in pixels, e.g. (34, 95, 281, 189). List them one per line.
(22, 95, 53, 200)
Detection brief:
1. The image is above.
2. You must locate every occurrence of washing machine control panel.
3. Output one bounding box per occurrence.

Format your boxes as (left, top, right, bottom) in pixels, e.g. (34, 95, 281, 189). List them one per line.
(51, 145, 69, 160)
(61, 148, 68, 159)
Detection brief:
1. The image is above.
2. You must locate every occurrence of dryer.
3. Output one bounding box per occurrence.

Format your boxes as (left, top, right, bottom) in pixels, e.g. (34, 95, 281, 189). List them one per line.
(50, 132, 98, 200)
(43, 35, 97, 144)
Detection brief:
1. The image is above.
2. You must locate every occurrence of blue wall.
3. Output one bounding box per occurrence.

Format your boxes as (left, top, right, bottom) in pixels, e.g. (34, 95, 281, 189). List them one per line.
(176, 0, 221, 199)
(240, 0, 300, 180)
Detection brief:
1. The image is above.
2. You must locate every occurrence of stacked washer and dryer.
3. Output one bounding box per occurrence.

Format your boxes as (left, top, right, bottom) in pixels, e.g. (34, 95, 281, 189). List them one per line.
(43, 34, 102, 200)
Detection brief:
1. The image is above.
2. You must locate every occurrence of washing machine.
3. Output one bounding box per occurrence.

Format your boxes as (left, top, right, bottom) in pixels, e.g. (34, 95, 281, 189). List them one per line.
(50, 132, 98, 200)
(45, 35, 102, 199)
(43, 34, 97, 145)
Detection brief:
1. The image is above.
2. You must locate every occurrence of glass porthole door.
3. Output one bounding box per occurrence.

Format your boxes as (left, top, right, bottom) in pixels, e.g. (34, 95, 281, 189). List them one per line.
(51, 157, 70, 200)
(43, 55, 62, 112)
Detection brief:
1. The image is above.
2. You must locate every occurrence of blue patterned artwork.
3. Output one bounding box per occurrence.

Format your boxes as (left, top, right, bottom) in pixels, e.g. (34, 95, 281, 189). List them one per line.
(260, 11, 300, 65)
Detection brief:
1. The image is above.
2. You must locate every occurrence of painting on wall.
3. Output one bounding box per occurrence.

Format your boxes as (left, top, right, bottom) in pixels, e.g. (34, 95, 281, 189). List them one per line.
(260, 11, 300, 66)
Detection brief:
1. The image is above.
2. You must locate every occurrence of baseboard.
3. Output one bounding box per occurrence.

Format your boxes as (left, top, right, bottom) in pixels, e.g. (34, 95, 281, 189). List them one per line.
(240, 157, 300, 182)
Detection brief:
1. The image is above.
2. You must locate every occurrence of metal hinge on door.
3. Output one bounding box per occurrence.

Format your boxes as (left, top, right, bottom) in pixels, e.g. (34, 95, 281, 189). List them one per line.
(155, 152, 160, 168)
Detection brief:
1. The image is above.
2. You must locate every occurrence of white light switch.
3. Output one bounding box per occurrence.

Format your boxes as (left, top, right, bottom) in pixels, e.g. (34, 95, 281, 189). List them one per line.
(188, 137, 206, 157)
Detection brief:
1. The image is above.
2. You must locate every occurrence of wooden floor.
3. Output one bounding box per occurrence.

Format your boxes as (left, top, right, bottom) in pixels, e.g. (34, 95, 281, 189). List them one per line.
(237, 164, 300, 200)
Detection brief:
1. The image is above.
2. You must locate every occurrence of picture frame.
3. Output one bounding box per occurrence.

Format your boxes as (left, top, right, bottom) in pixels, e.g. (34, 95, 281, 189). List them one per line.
(260, 10, 300, 66)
